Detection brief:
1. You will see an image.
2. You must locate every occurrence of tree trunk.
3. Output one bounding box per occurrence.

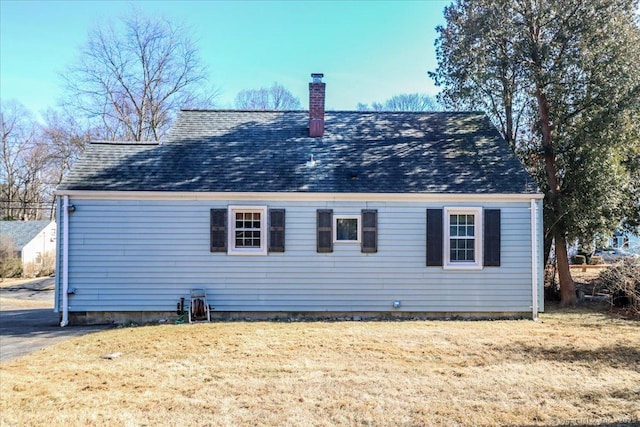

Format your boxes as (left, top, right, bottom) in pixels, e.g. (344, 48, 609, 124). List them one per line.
(554, 229, 576, 306)
(535, 88, 576, 306)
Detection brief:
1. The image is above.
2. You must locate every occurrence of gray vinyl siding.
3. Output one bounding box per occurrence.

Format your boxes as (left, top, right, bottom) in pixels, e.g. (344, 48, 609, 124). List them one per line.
(57, 198, 541, 313)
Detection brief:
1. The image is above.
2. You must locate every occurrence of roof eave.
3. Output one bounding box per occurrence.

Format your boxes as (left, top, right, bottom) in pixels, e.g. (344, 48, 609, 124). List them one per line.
(54, 190, 544, 202)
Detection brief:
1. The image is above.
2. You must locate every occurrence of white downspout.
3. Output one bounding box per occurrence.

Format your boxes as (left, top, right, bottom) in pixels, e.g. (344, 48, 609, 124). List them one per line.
(60, 196, 70, 327)
(530, 198, 539, 321)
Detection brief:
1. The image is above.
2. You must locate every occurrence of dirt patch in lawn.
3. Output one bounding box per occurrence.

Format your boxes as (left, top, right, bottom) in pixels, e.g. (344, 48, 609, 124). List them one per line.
(1, 307, 638, 427)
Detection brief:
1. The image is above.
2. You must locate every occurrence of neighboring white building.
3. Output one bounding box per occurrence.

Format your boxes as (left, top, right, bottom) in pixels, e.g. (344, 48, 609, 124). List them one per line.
(0, 220, 57, 269)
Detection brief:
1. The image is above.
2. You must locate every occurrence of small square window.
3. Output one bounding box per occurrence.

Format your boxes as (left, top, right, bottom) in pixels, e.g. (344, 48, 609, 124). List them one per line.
(228, 206, 267, 255)
(334, 215, 360, 243)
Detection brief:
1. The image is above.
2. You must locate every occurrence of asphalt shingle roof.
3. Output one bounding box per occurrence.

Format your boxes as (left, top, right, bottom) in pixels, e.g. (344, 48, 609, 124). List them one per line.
(0, 221, 52, 249)
(57, 110, 538, 194)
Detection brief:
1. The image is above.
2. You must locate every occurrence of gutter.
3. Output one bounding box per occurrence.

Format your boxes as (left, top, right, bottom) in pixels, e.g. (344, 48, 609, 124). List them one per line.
(530, 198, 539, 320)
(60, 195, 70, 327)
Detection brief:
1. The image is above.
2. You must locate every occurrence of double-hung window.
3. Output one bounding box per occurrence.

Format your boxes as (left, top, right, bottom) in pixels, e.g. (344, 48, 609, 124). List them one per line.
(228, 206, 268, 255)
(443, 207, 482, 269)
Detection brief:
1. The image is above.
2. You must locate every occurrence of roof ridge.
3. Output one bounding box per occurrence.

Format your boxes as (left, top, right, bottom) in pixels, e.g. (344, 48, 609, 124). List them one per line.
(90, 140, 160, 146)
(178, 109, 484, 114)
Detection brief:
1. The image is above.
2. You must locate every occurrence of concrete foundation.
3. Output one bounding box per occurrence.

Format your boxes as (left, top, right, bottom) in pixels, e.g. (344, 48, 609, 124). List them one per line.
(68, 310, 533, 325)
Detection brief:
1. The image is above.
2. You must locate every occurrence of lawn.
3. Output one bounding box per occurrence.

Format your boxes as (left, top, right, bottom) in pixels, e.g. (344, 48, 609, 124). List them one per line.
(1, 307, 639, 427)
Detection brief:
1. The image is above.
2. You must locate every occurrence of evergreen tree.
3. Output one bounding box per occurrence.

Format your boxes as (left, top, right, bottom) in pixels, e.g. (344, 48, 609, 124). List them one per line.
(431, 0, 640, 305)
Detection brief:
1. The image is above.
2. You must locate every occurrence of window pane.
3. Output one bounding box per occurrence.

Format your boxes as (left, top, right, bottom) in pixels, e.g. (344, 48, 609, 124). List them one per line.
(451, 214, 475, 237)
(234, 211, 262, 242)
(336, 218, 358, 241)
(450, 238, 475, 262)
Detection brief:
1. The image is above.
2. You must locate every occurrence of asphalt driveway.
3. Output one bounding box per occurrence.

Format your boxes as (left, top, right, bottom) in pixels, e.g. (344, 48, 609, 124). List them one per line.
(0, 277, 111, 362)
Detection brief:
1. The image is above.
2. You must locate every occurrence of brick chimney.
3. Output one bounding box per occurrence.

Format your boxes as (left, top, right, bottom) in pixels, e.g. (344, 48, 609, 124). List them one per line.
(309, 73, 325, 137)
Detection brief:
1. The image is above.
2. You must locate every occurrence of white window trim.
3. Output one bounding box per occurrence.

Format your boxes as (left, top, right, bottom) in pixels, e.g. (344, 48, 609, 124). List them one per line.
(443, 207, 483, 270)
(228, 205, 268, 256)
(333, 214, 361, 243)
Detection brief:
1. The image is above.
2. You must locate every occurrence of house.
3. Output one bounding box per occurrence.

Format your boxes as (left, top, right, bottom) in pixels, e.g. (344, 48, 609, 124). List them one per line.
(608, 230, 640, 254)
(0, 220, 56, 275)
(54, 74, 544, 326)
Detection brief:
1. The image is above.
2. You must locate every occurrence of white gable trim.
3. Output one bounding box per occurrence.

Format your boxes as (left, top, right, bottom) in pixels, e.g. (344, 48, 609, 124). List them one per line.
(56, 190, 543, 202)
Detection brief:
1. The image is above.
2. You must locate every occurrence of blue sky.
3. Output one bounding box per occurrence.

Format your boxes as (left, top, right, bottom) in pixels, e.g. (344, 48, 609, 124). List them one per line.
(0, 0, 449, 118)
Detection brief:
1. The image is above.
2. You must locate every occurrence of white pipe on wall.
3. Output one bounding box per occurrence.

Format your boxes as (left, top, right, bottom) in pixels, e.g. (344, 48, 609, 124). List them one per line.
(60, 196, 70, 327)
(530, 198, 539, 320)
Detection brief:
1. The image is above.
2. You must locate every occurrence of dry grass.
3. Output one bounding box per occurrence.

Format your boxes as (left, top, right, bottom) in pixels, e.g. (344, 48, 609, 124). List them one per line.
(0, 297, 52, 310)
(1, 308, 639, 427)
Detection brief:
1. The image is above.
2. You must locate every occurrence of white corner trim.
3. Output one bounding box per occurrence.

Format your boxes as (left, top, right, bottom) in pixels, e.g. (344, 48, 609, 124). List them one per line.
(60, 196, 70, 327)
(530, 199, 539, 320)
(54, 190, 544, 203)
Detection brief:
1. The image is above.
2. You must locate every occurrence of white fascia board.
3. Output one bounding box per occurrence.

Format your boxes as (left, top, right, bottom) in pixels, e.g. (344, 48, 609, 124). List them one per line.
(55, 190, 544, 203)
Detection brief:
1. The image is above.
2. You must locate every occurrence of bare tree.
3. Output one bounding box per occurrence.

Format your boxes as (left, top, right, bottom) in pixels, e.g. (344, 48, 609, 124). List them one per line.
(62, 13, 212, 141)
(40, 108, 94, 218)
(234, 82, 302, 110)
(1, 100, 38, 220)
(1, 102, 91, 221)
(357, 93, 444, 112)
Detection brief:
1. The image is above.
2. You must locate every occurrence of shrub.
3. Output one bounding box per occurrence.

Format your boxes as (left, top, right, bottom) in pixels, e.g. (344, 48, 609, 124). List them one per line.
(23, 252, 56, 278)
(598, 259, 640, 313)
(0, 258, 22, 279)
(40, 252, 56, 276)
(571, 255, 586, 265)
(23, 261, 38, 278)
(0, 236, 22, 279)
(577, 247, 592, 264)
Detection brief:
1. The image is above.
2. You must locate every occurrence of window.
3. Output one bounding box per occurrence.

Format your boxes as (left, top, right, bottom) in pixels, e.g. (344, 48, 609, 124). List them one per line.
(227, 206, 267, 255)
(334, 215, 360, 243)
(449, 214, 475, 261)
(317, 210, 377, 253)
(443, 207, 482, 269)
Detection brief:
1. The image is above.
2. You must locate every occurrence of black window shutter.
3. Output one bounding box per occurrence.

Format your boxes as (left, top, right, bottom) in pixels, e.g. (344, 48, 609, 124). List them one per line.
(269, 209, 285, 253)
(484, 209, 501, 266)
(317, 209, 333, 253)
(426, 209, 443, 266)
(361, 209, 378, 253)
(210, 208, 227, 253)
